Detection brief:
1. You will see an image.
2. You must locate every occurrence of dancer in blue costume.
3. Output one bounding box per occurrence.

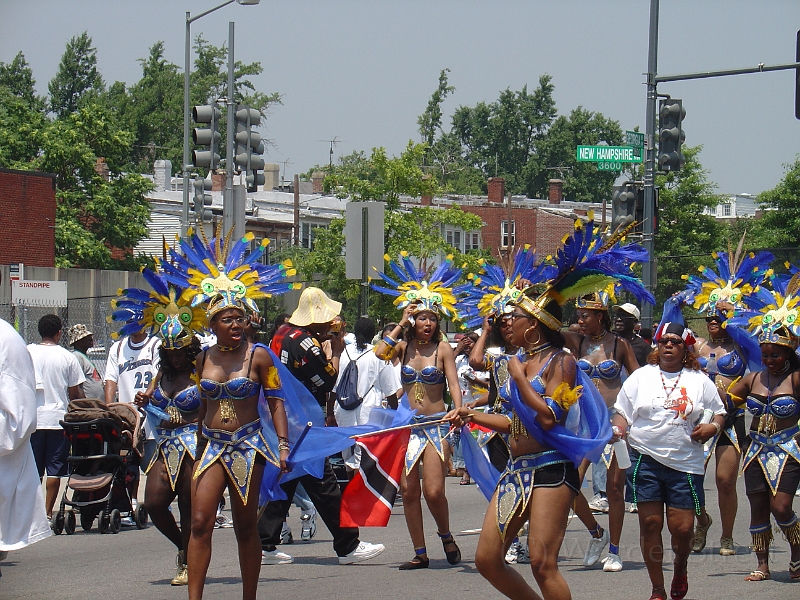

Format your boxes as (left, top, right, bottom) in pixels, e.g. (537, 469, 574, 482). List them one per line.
(680, 240, 772, 555)
(160, 225, 298, 600)
(111, 264, 208, 586)
(447, 217, 642, 600)
(373, 253, 466, 570)
(727, 270, 800, 582)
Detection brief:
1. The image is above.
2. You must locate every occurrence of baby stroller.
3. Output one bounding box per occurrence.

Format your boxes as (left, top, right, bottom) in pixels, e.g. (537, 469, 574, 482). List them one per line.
(52, 399, 149, 535)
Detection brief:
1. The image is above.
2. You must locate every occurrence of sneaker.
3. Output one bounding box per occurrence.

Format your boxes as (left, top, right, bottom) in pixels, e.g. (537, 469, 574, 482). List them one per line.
(280, 521, 293, 544)
(588, 494, 609, 514)
(300, 510, 317, 541)
(628, 502, 638, 513)
(692, 515, 712, 553)
(214, 514, 234, 529)
(120, 516, 135, 527)
(583, 528, 610, 567)
(505, 540, 522, 564)
(517, 544, 530, 564)
(601, 553, 623, 572)
(261, 549, 293, 565)
(719, 537, 736, 556)
(338, 541, 386, 565)
(171, 550, 188, 586)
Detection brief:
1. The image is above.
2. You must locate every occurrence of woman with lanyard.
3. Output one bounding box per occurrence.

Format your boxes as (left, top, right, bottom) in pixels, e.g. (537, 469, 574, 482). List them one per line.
(563, 291, 642, 572)
(373, 255, 464, 570)
(447, 217, 640, 599)
(680, 244, 773, 556)
(726, 272, 800, 582)
(613, 322, 724, 600)
(112, 270, 208, 586)
(161, 227, 297, 600)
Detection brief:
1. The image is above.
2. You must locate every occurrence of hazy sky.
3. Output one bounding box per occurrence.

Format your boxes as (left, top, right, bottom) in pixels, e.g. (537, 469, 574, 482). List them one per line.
(2, 0, 798, 196)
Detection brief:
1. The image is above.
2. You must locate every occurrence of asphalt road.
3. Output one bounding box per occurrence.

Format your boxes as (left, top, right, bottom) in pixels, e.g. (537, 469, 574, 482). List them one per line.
(2, 461, 798, 600)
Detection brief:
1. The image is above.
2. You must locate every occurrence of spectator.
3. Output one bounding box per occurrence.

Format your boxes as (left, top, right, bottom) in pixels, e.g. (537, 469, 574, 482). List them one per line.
(27, 314, 85, 519)
(66, 324, 104, 399)
(612, 303, 651, 367)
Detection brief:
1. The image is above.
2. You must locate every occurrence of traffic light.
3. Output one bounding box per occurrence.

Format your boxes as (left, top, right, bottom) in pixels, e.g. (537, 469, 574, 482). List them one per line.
(657, 98, 686, 172)
(611, 184, 636, 231)
(192, 176, 212, 221)
(192, 105, 221, 170)
(234, 105, 265, 192)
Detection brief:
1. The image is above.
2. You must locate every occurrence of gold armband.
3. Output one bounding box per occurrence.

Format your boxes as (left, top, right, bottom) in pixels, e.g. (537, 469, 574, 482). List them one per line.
(265, 365, 281, 390)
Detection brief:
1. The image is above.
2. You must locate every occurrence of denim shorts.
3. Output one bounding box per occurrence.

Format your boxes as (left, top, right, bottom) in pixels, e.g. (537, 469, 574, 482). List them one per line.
(626, 448, 704, 512)
(30, 429, 70, 477)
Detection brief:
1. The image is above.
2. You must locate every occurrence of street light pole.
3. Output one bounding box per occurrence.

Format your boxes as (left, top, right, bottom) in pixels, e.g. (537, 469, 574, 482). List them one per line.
(182, 0, 260, 238)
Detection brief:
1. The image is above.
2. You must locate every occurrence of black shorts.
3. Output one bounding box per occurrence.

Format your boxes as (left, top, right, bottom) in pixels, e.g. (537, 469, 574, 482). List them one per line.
(716, 414, 746, 448)
(30, 429, 70, 477)
(533, 461, 581, 495)
(744, 455, 800, 496)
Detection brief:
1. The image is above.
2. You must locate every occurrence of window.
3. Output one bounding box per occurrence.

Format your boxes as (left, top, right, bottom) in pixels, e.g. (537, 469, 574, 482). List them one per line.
(465, 231, 481, 251)
(445, 229, 462, 252)
(301, 223, 326, 249)
(721, 203, 732, 217)
(501, 220, 515, 247)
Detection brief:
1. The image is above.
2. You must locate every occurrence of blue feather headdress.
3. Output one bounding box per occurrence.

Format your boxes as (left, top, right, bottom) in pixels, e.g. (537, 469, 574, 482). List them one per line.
(682, 235, 773, 318)
(110, 265, 206, 349)
(159, 224, 301, 319)
(371, 252, 466, 319)
(727, 269, 800, 349)
(513, 218, 654, 330)
(459, 245, 555, 329)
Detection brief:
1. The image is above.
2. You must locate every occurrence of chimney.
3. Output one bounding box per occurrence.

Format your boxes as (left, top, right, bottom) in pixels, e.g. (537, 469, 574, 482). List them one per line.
(548, 179, 563, 204)
(95, 157, 110, 182)
(211, 171, 226, 192)
(488, 177, 505, 203)
(264, 164, 280, 190)
(153, 159, 172, 191)
(421, 174, 432, 205)
(311, 171, 325, 194)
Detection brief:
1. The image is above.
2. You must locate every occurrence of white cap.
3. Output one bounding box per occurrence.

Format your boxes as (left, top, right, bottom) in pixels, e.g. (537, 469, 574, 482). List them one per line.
(612, 303, 640, 321)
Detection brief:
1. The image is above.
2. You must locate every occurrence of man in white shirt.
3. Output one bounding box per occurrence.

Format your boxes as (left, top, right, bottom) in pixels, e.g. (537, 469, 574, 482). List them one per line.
(27, 314, 85, 519)
(104, 330, 160, 518)
(0, 318, 52, 567)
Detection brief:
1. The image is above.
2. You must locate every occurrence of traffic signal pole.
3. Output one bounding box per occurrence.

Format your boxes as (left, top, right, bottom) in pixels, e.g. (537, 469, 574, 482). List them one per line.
(224, 21, 236, 237)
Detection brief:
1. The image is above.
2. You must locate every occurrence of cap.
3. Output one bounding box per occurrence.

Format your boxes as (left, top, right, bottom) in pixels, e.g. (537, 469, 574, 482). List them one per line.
(613, 302, 641, 321)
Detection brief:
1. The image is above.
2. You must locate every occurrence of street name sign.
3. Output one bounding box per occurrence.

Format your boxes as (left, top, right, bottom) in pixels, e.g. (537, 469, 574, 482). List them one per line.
(597, 162, 624, 171)
(576, 145, 641, 163)
(625, 131, 644, 147)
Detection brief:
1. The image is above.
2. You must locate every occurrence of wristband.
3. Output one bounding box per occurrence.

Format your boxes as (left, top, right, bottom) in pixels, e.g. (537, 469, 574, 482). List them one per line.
(711, 421, 722, 435)
(278, 436, 290, 452)
(382, 335, 398, 348)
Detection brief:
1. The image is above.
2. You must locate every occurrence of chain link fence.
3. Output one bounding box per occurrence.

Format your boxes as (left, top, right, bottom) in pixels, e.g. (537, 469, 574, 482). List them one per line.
(1, 297, 121, 378)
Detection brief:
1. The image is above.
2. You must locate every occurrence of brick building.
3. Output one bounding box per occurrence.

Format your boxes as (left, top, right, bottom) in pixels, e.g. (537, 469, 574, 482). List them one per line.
(0, 168, 57, 267)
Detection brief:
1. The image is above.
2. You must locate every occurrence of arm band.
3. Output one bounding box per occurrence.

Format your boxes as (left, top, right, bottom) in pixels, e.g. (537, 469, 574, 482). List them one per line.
(382, 335, 398, 348)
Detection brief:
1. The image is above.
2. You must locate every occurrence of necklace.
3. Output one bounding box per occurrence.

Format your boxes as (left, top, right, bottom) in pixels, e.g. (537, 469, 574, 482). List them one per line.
(709, 336, 729, 344)
(660, 369, 683, 399)
(590, 330, 608, 341)
(415, 339, 431, 346)
(525, 342, 553, 357)
(217, 342, 241, 352)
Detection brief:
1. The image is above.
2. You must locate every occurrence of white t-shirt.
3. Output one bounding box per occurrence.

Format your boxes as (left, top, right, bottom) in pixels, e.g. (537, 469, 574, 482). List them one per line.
(333, 344, 402, 428)
(455, 354, 489, 405)
(614, 364, 725, 474)
(27, 344, 85, 430)
(104, 336, 160, 438)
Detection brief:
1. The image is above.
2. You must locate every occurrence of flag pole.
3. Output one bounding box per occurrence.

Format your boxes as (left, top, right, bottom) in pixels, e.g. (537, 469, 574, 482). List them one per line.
(349, 418, 451, 439)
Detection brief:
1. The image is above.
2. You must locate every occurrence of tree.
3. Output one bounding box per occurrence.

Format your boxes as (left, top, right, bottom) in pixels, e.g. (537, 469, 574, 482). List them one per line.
(48, 32, 105, 118)
(418, 68, 454, 163)
(653, 145, 725, 299)
(749, 157, 800, 251)
(0, 52, 46, 166)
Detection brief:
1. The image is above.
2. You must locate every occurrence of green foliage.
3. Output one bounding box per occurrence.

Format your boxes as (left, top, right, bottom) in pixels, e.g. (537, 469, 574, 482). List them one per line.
(48, 32, 105, 118)
(749, 157, 800, 249)
(0, 52, 47, 166)
(418, 69, 455, 159)
(654, 145, 725, 298)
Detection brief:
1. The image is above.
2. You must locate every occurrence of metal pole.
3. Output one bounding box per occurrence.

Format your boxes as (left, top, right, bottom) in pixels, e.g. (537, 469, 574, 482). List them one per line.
(361, 205, 369, 316)
(223, 21, 235, 235)
(641, 0, 659, 331)
(293, 174, 300, 245)
(182, 12, 191, 238)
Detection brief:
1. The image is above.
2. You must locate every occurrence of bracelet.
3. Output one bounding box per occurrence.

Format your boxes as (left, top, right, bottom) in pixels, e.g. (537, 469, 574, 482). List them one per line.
(278, 436, 290, 452)
(382, 335, 398, 348)
(711, 421, 722, 434)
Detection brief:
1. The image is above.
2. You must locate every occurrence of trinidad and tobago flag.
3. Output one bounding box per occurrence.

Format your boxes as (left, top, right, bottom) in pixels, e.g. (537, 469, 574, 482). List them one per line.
(340, 428, 410, 528)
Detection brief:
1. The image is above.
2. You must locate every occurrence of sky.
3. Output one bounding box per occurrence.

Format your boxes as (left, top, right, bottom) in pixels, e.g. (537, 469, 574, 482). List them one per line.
(1, 0, 798, 197)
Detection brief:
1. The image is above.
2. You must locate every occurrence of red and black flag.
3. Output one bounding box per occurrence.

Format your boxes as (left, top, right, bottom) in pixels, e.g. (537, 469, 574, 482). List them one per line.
(340, 428, 410, 528)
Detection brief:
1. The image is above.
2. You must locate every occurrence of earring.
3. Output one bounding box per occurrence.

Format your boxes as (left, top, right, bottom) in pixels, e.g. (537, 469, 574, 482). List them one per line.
(524, 326, 541, 346)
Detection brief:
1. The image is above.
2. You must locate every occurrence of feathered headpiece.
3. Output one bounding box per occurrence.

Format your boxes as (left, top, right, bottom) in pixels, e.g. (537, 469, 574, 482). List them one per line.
(459, 245, 556, 329)
(728, 269, 800, 349)
(159, 224, 300, 319)
(513, 218, 654, 330)
(371, 252, 465, 319)
(110, 267, 206, 349)
(682, 234, 773, 318)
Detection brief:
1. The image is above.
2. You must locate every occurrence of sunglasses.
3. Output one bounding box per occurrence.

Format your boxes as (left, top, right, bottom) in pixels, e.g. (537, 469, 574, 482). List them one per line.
(217, 316, 249, 325)
(705, 316, 722, 323)
(657, 337, 685, 346)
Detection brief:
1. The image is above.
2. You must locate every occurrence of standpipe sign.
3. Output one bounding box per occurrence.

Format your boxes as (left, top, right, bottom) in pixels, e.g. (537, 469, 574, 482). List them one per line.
(11, 280, 68, 307)
(575, 145, 641, 163)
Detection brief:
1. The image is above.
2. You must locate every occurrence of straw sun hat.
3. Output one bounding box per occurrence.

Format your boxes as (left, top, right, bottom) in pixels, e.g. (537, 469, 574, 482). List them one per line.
(289, 287, 342, 327)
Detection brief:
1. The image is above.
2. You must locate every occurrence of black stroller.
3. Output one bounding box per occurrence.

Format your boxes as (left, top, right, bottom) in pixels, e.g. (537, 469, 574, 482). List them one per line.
(52, 399, 148, 534)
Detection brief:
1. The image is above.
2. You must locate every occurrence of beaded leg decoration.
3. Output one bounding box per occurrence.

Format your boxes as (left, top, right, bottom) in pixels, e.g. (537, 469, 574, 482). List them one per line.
(750, 522, 773, 553)
(776, 514, 800, 545)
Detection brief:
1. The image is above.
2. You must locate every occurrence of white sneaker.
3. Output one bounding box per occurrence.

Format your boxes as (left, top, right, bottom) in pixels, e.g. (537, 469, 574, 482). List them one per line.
(338, 541, 386, 564)
(300, 510, 317, 541)
(261, 549, 293, 565)
(583, 528, 610, 567)
(214, 514, 234, 529)
(517, 544, 530, 564)
(505, 541, 522, 564)
(588, 494, 609, 514)
(280, 521, 293, 544)
(601, 553, 623, 572)
(628, 502, 638, 513)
